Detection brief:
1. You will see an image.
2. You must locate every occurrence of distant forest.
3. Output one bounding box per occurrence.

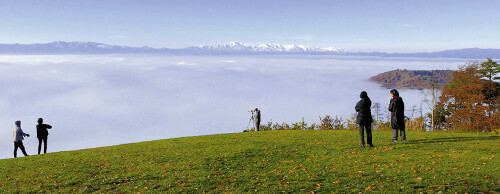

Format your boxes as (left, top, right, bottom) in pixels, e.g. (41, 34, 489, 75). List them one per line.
(370, 69, 454, 90)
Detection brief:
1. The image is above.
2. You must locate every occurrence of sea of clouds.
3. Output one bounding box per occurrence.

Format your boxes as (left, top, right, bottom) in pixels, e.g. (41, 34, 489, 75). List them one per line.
(0, 54, 469, 159)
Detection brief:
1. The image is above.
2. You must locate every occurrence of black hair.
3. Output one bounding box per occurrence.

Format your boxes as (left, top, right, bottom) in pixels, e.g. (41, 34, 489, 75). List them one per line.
(390, 89, 399, 96)
(360, 91, 368, 98)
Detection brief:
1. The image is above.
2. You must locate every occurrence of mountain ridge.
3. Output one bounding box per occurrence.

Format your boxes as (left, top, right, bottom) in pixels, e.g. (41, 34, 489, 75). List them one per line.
(188, 42, 347, 53)
(1, 41, 499, 58)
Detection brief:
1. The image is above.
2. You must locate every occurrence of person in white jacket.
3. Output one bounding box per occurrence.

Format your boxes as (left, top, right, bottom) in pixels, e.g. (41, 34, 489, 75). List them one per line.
(13, 120, 30, 158)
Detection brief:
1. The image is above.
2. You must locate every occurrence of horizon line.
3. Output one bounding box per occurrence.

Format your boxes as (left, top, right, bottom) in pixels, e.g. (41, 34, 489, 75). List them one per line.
(1, 41, 500, 54)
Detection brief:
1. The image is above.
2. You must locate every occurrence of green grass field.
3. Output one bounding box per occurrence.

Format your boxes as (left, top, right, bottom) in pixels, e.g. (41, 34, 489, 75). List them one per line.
(1, 130, 498, 193)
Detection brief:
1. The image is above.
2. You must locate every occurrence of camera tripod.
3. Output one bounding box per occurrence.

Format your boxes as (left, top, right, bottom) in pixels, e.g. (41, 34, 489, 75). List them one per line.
(246, 111, 255, 131)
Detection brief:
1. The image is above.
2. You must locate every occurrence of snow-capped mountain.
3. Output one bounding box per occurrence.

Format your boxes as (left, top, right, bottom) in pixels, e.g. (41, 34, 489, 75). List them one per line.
(0, 41, 346, 54)
(187, 42, 347, 53)
(0, 41, 499, 59)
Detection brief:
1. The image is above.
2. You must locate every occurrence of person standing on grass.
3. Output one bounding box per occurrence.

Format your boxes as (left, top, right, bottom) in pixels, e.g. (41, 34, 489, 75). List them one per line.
(253, 108, 261, 131)
(36, 118, 52, 154)
(355, 91, 373, 148)
(389, 89, 406, 142)
(13, 120, 30, 158)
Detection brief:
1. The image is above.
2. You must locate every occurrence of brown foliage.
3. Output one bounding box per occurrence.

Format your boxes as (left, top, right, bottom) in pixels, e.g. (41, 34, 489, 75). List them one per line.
(318, 115, 345, 130)
(407, 117, 426, 131)
(439, 61, 499, 132)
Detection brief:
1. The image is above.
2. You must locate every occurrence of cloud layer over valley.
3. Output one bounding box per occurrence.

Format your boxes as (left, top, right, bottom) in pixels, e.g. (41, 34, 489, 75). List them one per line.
(0, 55, 467, 159)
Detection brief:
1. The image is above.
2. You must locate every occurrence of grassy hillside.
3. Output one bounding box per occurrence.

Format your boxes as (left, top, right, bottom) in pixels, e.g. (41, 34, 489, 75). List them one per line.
(1, 130, 498, 193)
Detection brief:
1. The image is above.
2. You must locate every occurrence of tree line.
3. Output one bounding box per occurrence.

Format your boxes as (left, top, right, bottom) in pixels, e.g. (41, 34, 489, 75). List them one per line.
(432, 58, 499, 132)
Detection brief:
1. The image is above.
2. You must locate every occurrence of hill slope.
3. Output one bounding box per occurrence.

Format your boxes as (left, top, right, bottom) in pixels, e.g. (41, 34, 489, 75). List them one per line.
(0, 130, 498, 192)
(370, 69, 454, 90)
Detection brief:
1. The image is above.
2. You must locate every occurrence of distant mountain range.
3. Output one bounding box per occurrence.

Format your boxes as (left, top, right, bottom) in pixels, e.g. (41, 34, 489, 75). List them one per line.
(0, 41, 499, 59)
(188, 42, 347, 54)
(0, 41, 162, 54)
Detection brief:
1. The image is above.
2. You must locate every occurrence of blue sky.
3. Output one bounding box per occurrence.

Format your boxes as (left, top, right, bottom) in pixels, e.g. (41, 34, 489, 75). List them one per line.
(1, 0, 499, 52)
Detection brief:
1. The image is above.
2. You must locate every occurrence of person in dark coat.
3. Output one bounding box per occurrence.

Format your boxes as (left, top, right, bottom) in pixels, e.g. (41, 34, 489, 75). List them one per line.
(36, 118, 52, 154)
(389, 89, 406, 142)
(253, 108, 261, 131)
(355, 91, 373, 148)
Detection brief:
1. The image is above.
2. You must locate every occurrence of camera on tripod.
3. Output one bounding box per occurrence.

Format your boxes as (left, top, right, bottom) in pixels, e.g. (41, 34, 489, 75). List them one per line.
(244, 108, 260, 132)
(248, 110, 255, 120)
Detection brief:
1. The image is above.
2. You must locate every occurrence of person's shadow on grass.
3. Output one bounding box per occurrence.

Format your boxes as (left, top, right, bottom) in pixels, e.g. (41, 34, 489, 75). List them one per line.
(406, 135, 499, 144)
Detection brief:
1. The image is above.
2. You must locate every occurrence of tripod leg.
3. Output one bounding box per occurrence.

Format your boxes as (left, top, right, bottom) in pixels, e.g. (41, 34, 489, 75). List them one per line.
(246, 117, 254, 130)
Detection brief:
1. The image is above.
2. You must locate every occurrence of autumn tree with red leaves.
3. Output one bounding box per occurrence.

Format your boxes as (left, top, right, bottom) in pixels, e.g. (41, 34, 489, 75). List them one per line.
(439, 59, 499, 132)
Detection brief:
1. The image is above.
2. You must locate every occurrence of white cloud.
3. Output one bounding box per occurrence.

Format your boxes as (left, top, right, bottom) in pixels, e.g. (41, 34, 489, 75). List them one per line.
(0, 54, 467, 159)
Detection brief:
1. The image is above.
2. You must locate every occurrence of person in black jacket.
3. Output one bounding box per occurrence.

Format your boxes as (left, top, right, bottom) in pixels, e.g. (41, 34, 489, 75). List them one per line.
(36, 118, 52, 154)
(355, 91, 373, 148)
(253, 108, 261, 131)
(389, 89, 406, 142)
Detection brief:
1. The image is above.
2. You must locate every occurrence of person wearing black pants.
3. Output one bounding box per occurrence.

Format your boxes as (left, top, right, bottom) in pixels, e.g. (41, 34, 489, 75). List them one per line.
(355, 91, 373, 148)
(389, 89, 406, 142)
(36, 118, 52, 154)
(13, 120, 30, 158)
